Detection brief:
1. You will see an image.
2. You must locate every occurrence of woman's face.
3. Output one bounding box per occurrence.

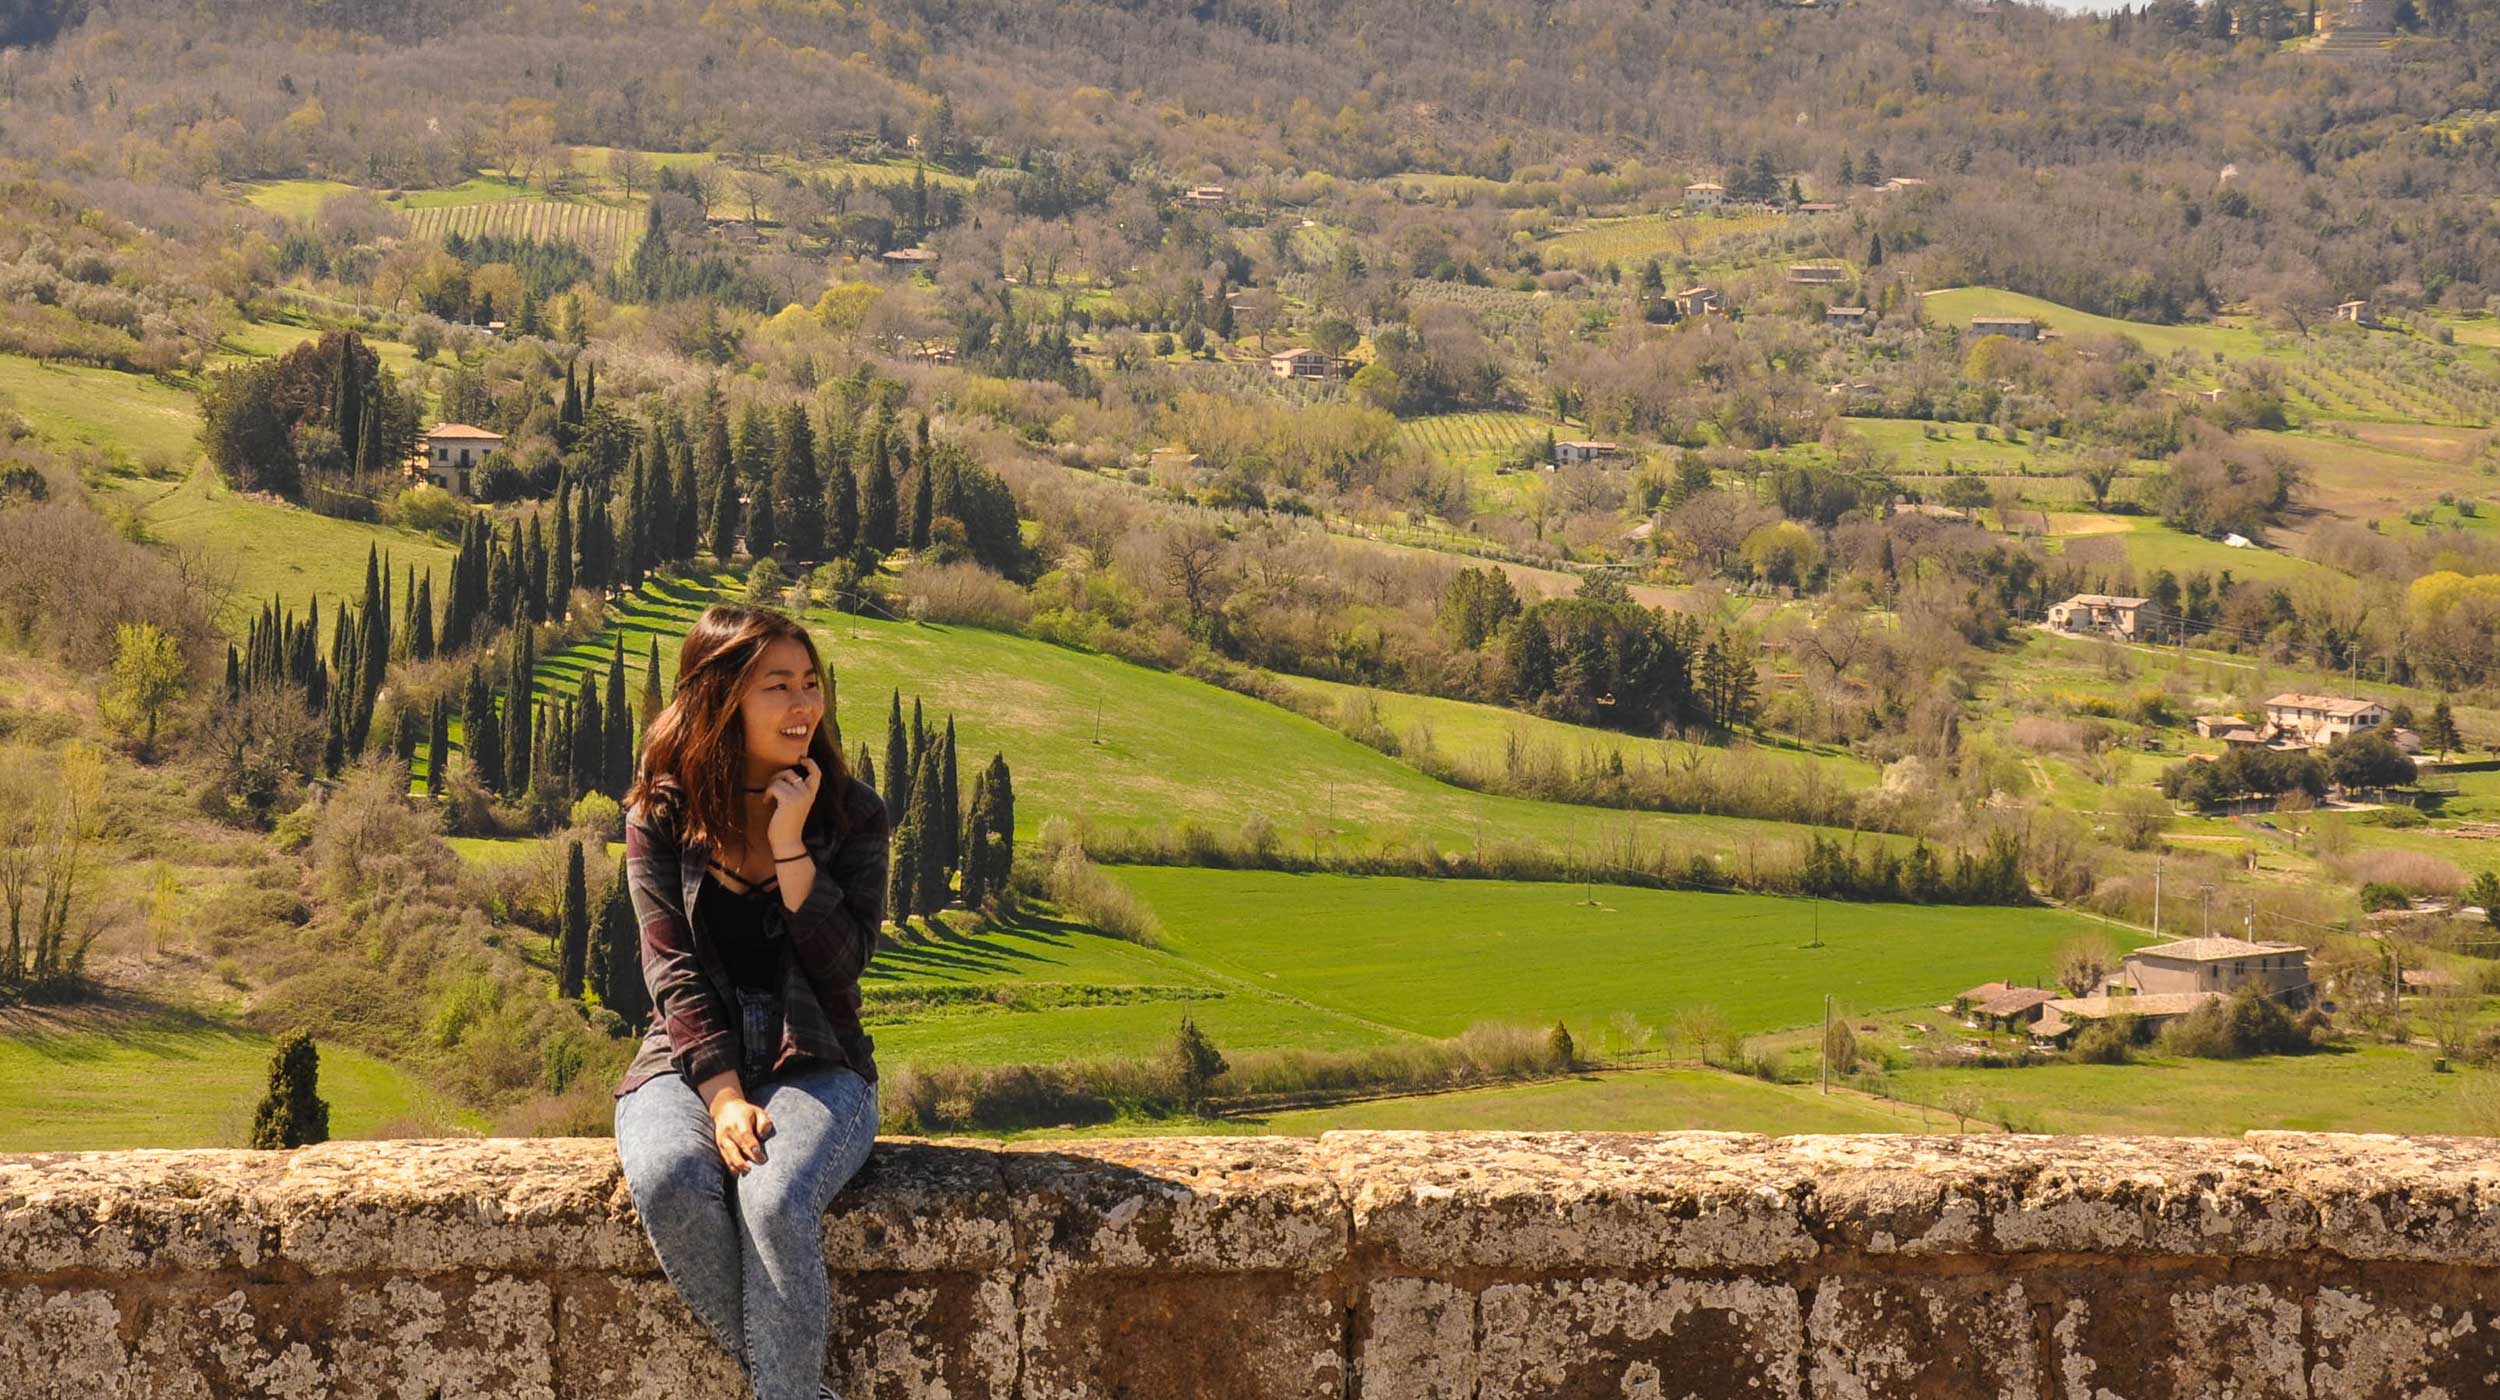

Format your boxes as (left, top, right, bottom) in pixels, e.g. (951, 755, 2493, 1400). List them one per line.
(737, 637, 824, 775)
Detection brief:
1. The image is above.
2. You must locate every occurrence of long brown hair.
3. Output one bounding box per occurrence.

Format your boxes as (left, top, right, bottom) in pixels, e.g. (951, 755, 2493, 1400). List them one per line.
(627, 604, 849, 850)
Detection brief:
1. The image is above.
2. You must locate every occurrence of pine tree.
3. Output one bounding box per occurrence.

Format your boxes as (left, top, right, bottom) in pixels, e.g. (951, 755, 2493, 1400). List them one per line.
(2429, 697, 2463, 757)
(881, 691, 910, 824)
(909, 747, 948, 912)
(745, 460, 779, 562)
(558, 838, 589, 999)
(248, 1031, 330, 1148)
(886, 815, 923, 926)
(774, 402, 824, 561)
(592, 852, 650, 1032)
(605, 638, 633, 796)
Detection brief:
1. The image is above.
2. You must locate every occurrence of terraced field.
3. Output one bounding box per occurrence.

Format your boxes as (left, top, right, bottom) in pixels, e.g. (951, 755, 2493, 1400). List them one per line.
(403, 201, 644, 265)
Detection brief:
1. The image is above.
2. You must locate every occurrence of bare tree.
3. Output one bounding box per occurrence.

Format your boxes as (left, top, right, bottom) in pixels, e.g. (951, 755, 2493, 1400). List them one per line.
(606, 148, 652, 200)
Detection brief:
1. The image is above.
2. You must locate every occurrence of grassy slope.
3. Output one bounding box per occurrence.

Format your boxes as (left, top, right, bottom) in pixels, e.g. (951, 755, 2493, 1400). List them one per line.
(0, 353, 203, 465)
(543, 577, 1874, 857)
(1920, 287, 2273, 360)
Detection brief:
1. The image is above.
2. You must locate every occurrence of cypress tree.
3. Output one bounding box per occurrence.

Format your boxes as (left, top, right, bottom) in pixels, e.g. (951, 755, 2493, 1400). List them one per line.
(939, 716, 960, 879)
(960, 779, 993, 909)
(886, 814, 923, 925)
(411, 570, 435, 661)
(486, 524, 518, 635)
(640, 637, 664, 728)
(224, 643, 241, 702)
(733, 401, 776, 496)
(825, 457, 860, 558)
(504, 627, 537, 796)
(774, 402, 824, 561)
(909, 747, 948, 912)
(709, 456, 741, 561)
(525, 513, 549, 624)
(619, 449, 647, 588)
(552, 482, 575, 611)
(983, 753, 1016, 894)
(558, 837, 590, 998)
(908, 460, 934, 551)
(425, 696, 449, 797)
(855, 741, 875, 797)
(908, 696, 927, 780)
(881, 691, 909, 824)
(605, 638, 634, 796)
(321, 691, 346, 777)
(699, 390, 732, 503)
(863, 457, 898, 554)
(572, 675, 605, 799)
(247, 1031, 330, 1149)
(592, 851, 649, 1032)
(461, 665, 501, 790)
(745, 459, 778, 561)
(673, 436, 702, 564)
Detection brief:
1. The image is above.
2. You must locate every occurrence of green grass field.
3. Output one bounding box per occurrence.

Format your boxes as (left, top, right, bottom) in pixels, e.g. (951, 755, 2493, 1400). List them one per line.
(1267, 671, 1878, 788)
(1920, 287, 2274, 360)
(100, 467, 462, 635)
(0, 1010, 469, 1151)
(1541, 211, 1789, 267)
(1886, 1043, 2490, 1136)
(1115, 868, 2126, 1043)
(0, 352, 204, 465)
(538, 577, 1879, 859)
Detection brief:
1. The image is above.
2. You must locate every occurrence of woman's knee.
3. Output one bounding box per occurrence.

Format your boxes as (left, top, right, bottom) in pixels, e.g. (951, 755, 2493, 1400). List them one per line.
(624, 1131, 728, 1218)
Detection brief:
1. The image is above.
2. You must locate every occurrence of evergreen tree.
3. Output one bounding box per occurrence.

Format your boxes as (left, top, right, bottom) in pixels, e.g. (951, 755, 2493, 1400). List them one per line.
(863, 456, 898, 555)
(960, 779, 994, 909)
(425, 696, 449, 797)
(698, 391, 732, 506)
(882, 691, 910, 823)
(774, 402, 824, 560)
(462, 665, 502, 790)
(605, 638, 634, 796)
(824, 457, 860, 558)
(1171, 1017, 1228, 1114)
(1867, 231, 1886, 267)
(886, 814, 923, 925)
(572, 675, 605, 799)
(982, 753, 1016, 895)
(1506, 616, 1557, 702)
(552, 481, 575, 610)
(411, 570, 436, 662)
(672, 437, 702, 564)
(525, 513, 549, 623)
(504, 627, 537, 796)
(641, 637, 664, 728)
(710, 458, 741, 561)
(733, 401, 776, 496)
(248, 1031, 330, 1149)
(855, 742, 875, 797)
(745, 459, 779, 562)
(2429, 697, 2464, 757)
(592, 852, 650, 1032)
(938, 716, 960, 880)
(558, 837, 589, 999)
(907, 459, 934, 551)
(909, 747, 949, 912)
(620, 447, 649, 587)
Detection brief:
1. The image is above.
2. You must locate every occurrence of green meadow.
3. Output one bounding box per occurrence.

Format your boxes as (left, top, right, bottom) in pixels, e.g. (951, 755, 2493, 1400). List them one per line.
(0, 1010, 471, 1151)
(1886, 1043, 2488, 1136)
(1920, 287, 2275, 361)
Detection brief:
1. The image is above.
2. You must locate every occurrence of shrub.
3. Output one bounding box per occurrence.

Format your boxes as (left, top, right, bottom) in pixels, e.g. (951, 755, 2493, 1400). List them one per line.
(2070, 1018, 2134, 1064)
(2155, 985, 2311, 1059)
(2359, 882, 2411, 913)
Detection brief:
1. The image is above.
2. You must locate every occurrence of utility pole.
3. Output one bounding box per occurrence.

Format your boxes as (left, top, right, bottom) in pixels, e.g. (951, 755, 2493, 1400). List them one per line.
(1821, 993, 1833, 1095)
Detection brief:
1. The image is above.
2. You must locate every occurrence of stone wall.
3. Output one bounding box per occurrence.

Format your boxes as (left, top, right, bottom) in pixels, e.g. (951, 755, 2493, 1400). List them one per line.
(6, 1130, 2500, 1398)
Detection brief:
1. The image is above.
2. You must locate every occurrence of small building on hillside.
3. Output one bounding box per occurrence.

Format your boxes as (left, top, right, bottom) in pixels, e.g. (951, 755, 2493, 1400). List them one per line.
(1552, 440, 1622, 469)
(419, 424, 504, 499)
(2103, 937, 2311, 1004)
(881, 246, 940, 270)
(1884, 176, 1929, 192)
(1787, 264, 1849, 285)
(2336, 298, 2380, 327)
(2046, 593, 2155, 640)
(2263, 693, 2388, 744)
(1673, 285, 1725, 318)
(1797, 201, 1843, 215)
(1825, 306, 1871, 331)
(1268, 347, 1334, 380)
(1975, 986, 2058, 1030)
(1682, 182, 1728, 209)
(1181, 185, 1231, 209)
(1953, 982, 2011, 1015)
(1970, 315, 2040, 341)
(2032, 991, 2225, 1045)
(2194, 714, 2250, 740)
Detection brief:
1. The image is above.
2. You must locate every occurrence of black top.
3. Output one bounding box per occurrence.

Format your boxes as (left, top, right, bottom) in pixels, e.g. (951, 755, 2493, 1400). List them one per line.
(698, 867, 786, 993)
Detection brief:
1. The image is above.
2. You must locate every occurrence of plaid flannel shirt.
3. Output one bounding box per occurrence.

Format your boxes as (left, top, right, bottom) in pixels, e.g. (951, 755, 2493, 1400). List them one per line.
(615, 773, 890, 1097)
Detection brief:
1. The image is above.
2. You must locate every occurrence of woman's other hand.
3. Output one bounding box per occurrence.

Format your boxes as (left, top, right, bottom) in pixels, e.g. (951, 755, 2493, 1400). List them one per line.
(710, 1093, 775, 1174)
(764, 756, 822, 853)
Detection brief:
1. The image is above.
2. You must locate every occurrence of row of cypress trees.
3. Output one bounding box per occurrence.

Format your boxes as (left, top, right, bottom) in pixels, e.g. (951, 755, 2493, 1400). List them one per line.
(863, 690, 1015, 922)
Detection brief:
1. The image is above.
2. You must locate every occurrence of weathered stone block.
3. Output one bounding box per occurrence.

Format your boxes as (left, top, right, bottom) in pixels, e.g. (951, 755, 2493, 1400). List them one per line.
(0, 1149, 279, 1275)
(1014, 1267, 1345, 1400)
(2046, 1278, 2306, 1400)
(2309, 1282, 2500, 1400)
(2249, 1132, 2500, 1265)
(1356, 1276, 1477, 1400)
(275, 1138, 644, 1275)
(1805, 1275, 2042, 1399)
(1475, 1275, 1805, 1400)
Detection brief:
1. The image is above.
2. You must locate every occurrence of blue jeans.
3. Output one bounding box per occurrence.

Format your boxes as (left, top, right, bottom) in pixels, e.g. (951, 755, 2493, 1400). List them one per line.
(615, 1064, 880, 1400)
